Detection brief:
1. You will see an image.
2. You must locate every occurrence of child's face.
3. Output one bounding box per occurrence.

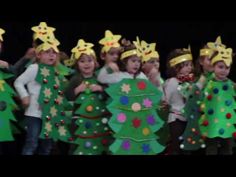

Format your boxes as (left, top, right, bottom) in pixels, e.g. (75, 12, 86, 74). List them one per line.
(142, 58, 160, 74)
(214, 61, 230, 81)
(104, 47, 120, 64)
(77, 54, 96, 76)
(178, 61, 193, 76)
(200, 56, 213, 73)
(37, 48, 58, 65)
(126, 55, 141, 74)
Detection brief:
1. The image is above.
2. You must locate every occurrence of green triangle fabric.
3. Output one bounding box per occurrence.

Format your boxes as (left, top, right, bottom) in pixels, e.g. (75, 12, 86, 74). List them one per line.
(106, 78, 165, 155)
(35, 63, 72, 142)
(72, 77, 113, 155)
(199, 79, 236, 138)
(0, 70, 18, 141)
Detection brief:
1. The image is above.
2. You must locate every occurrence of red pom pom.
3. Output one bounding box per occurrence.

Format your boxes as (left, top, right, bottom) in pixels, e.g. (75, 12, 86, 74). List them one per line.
(207, 95, 212, 100)
(137, 81, 146, 90)
(226, 113, 232, 119)
(101, 139, 108, 146)
(202, 120, 209, 126)
(233, 132, 236, 139)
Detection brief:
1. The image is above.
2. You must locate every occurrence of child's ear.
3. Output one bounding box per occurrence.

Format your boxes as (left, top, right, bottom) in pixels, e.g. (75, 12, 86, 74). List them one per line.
(100, 52, 106, 60)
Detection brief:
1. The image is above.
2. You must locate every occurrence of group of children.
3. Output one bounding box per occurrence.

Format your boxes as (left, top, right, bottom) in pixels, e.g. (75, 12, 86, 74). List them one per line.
(0, 22, 235, 155)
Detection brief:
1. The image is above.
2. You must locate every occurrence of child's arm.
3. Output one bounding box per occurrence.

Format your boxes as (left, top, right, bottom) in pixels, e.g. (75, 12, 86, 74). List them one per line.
(0, 59, 9, 68)
(97, 66, 121, 84)
(196, 74, 206, 89)
(14, 64, 38, 107)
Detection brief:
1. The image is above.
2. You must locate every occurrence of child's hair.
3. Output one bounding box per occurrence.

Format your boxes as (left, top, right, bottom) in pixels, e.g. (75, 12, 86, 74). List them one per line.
(194, 45, 217, 77)
(118, 38, 142, 78)
(166, 48, 192, 78)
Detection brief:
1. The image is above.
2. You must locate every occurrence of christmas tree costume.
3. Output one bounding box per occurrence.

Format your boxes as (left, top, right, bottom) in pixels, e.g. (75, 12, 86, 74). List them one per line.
(178, 72, 214, 151)
(72, 77, 112, 155)
(0, 70, 18, 141)
(36, 63, 72, 142)
(106, 79, 165, 155)
(199, 78, 236, 139)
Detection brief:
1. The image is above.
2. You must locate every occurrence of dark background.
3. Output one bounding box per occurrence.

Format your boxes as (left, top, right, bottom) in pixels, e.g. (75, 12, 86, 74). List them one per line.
(1, 18, 236, 80)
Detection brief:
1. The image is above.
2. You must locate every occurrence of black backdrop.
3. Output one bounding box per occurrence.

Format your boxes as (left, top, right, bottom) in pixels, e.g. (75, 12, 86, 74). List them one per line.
(1, 19, 236, 80)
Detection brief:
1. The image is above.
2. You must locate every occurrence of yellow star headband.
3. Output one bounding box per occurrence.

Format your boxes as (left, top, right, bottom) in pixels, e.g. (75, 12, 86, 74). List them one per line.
(32, 22, 56, 42)
(207, 36, 226, 50)
(99, 30, 121, 53)
(0, 28, 5, 41)
(200, 48, 214, 58)
(64, 39, 96, 67)
(169, 46, 192, 67)
(36, 39, 60, 53)
(211, 45, 232, 67)
(133, 37, 159, 63)
(120, 49, 138, 60)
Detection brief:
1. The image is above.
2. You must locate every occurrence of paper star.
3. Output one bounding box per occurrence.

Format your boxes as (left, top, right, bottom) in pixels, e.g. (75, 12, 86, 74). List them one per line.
(40, 67, 50, 77)
(143, 98, 152, 108)
(55, 77, 60, 86)
(50, 106, 58, 117)
(0, 28, 5, 41)
(71, 39, 95, 59)
(43, 88, 52, 98)
(0, 80, 5, 91)
(99, 30, 121, 52)
(45, 122, 52, 132)
(31, 22, 55, 41)
(58, 126, 67, 136)
(121, 83, 131, 94)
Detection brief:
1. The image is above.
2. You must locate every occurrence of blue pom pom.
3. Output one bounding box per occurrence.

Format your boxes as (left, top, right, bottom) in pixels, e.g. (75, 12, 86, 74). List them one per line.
(120, 96, 129, 105)
(213, 88, 219, 94)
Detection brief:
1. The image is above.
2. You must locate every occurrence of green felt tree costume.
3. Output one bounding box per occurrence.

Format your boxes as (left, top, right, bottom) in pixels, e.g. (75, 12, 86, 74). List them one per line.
(0, 70, 18, 141)
(199, 78, 236, 139)
(106, 78, 165, 155)
(72, 77, 112, 155)
(36, 63, 72, 142)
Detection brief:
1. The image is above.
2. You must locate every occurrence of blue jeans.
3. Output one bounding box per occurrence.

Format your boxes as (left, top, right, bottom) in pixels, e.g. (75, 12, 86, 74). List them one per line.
(22, 116, 53, 155)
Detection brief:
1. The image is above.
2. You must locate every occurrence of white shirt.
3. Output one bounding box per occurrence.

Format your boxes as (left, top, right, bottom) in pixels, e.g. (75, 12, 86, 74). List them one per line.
(97, 67, 148, 84)
(163, 77, 186, 123)
(14, 64, 42, 118)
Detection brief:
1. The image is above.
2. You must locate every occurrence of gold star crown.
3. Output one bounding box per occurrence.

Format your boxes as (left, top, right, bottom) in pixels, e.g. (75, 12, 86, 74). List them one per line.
(211, 45, 233, 67)
(200, 48, 214, 57)
(31, 22, 56, 42)
(169, 46, 192, 67)
(0, 28, 5, 41)
(133, 37, 159, 63)
(36, 38, 60, 53)
(207, 36, 226, 50)
(99, 30, 121, 53)
(64, 39, 96, 67)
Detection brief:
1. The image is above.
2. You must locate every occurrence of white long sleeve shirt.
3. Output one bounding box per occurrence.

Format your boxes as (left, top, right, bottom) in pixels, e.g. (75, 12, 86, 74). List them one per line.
(97, 66, 147, 84)
(163, 77, 186, 123)
(14, 64, 42, 118)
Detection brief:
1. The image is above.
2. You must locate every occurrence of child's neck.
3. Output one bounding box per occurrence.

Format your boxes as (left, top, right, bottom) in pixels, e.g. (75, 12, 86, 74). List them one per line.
(82, 72, 93, 78)
(214, 76, 228, 82)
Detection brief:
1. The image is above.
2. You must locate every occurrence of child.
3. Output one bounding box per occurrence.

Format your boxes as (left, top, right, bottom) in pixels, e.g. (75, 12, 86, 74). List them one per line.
(98, 38, 165, 154)
(134, 37, 169, 152)
(0, 28, 18, 154)
(98, 30, 122, 75)
(179, 44, 216, 152)
(164, 47, 194, 154)
(14, 37, 71, 155)
(199, 42, 236, 155)
(64, 39, 112, 155)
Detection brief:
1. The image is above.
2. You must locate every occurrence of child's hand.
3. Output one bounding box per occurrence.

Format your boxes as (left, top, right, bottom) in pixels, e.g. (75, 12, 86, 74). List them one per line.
(108, 62, 119, 72)
(74, 83, 87, 95)
(89, 84, 103, 92)
(160, 100, 169, 111)
(148, 68, 160, 86)
(22, 96, 30, 108)
(23, 48, 36, 59)
(0, 60, 9, 68)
